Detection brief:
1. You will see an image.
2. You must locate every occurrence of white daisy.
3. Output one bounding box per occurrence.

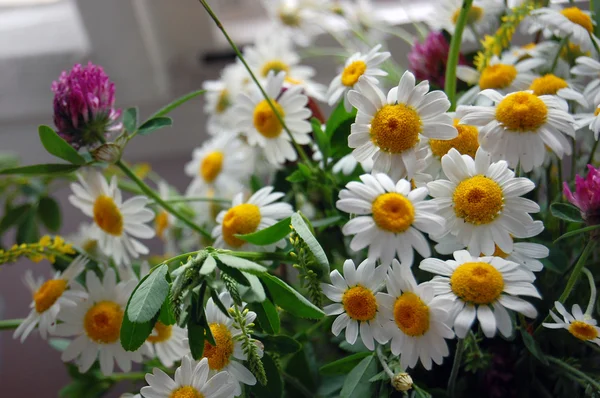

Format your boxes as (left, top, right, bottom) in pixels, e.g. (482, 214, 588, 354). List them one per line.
(348, 71, 457, 181)
(457, 89, 576, 171)
(575, 104, 600, 140)
(456, 56, 545, 106)
(531, 7, 599, 53)
(69, 222, 103, 260)
(234, 71, 312, 166)
(333, 153, 373, 176)
(69, 170, 155, 267)
(571, 56, 600, 106)
(54, 268, 142, 375)
(327, 44, 390, 112)
(203, 292, 261, 396)
(184, 136, 252, 197)
(336, 173, 445, 266)
(141, 355, 236, 398)
(420, 250, 541, 338)
(528, 73, 588, 107)
(262, 0, 323, 46)
(321, 259, 388, 350)
(543, 302, 600, 346)
(427, 148, 540, 256)
(429, 0, 504, 44)
(13, 256, 87, 342)
(377, 259, 455, 370)
(212, 186, 293, 251)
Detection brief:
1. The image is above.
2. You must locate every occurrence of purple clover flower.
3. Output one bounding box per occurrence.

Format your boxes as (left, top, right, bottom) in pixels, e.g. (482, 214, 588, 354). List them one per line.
(408, 31, 466, 88)
(52, 62, 122, 149)
(564, 164, 600, 225)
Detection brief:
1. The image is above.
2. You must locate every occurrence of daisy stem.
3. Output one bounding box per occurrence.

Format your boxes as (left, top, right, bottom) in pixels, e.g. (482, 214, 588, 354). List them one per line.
(447, 338, 465, 397)
(106, 371, 147, 381)
(550, 34, 571, 74)
(197, 0, 314, 169)
(444, 0, 473, 112)
(221, 250, 295, 263)
(376, 345, 394, 378)
(586, 139, 599, 166)
(282, 372, 313, 398)
(0, 318, 22, 330)
(546, 356, 600, 391)
(582, 267, 597, 316)
(151, 196, 231, 205)
(115, 160, 211, 239)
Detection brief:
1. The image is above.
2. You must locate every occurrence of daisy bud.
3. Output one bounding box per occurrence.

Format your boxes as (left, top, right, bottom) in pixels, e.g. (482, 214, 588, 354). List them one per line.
(52, 62, 122, 149)
(564, 165, 600, 226)
(392, 372, 413, 392)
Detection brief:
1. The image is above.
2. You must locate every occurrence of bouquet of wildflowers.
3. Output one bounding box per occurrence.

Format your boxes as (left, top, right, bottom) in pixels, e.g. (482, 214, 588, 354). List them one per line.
(3, 0, 600, 396)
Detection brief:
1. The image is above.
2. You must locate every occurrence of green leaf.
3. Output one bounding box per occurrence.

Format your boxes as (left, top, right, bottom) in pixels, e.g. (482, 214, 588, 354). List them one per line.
(248, 353, 283, 398)
(249, 299, 280, 334)
(550, 202, 583, 223)
(250, 174, 262, 192)
(0, 204, 31, 234)
(236, 217, 291, 246)
(158, 293, 176, 326)
(120, 286, 158, 352)
(188, 289, 211, 359)
(217, 263, 251, 286)
(38, 125, 86, 165)
(339, 355, 377, 398)
(291, 212, 329, 276)
(209, 288, 231, 318)
(127, 264, 170, 323)
(150, 89, 206, 118)
(38, 196, 61, 232)
(0, 163, 81, 176)
(137, 117, 173, 136)
(554, 224, 600, 243)
(520, 328, 549, 365)
(49, 338, 71, 352)
(16, 208, 39, 244)
(239, 272, 266, 302)
(216, 253, 268, 275)
(286, 170, 307, 183)
(311, 118, 330, 160)
(298, 163, 312, 178)
(123, 107, 138, 133)
(320, 352, 372, 375)
(258, 334, 302, 354)
(311, 215, 342, 229)
(326, 101, 356, 157)
(259, 273, 324, 319)
(200, 255, 218, 275)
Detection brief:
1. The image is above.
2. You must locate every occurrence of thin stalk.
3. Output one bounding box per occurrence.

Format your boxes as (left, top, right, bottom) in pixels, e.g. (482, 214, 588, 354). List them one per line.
(150, 196, 231, 205)
(587, 138, 600, 166)
(547, 356, 600, 391)
(447, 338, 466, 397)
(197, 0, 313, 168)
(550, 35, 571, 73)
(445, 0, 473, 111)
(282, 372, 313, 398)
(582, 267, 597, 316)
(571, 137, 577, 180)
(116, 160, 211, 238)
(0, 318, 23, 330)
(376, 346, 394, 378)
(107, 372, 147, 382)
(218, 250, 294, 263)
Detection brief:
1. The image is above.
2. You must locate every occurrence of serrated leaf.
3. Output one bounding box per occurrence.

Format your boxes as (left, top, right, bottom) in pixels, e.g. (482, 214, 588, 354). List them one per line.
(258, 334, 301, 354)
(217, 263, 251, 286)
(138, 117, 173, 136)
(123, 107, 138, 133)
(259, 273, 324, 319)
(216, 253, 268, 275)
(235, 217, 291, 246)
(291, 212, 329, 276)
(158, 293, 176, 326)
(0, 163, 81, 175)
(550, 202, 583, 223)
(340, 355, 377, 398)
(200, 255, 217, 275)
(127, 264, 170, 323)
(38, 196, 61, 232)
(248, 353, 283, 398)
(239, 271, 266, 302)
(150, 89, 206, 118)
(249, 299, 280, 334)
(320, 352, 372, 375)
(120, 279, 159, 351)
(520, 328, 549, 365)
(38, 125, 86, 165)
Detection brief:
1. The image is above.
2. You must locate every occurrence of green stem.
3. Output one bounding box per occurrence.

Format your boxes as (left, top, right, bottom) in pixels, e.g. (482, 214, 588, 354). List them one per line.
(547, 356, 600, 391)
(217, 250, 294, 263)
(106, 372, 147, 382)
(587, 139, 600, 166)
(376, 346, 394, 378)
(282, 372, 313, 398)
(583, 267, 597, 316)
(116, 160, 211, 239)
(197, 0, 313, 168)
(445, 0, 473, 111)
(151, 196, 230, 205)
(447, 338, 466, 397)
(550, 35, 571, 73)
(0, 318, 23, 330)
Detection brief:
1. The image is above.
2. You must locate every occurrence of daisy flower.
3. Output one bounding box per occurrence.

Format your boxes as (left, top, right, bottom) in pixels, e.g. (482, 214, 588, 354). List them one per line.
(69, 170, 155, 267)
(212, 186, 293, 251)
(347, 71, 457, 181)
(321, 259, 388, 350)
(184, 136, 252, 197)
(141, 355, 236, 398)
(68, 222, 104, 261)
(203, 292, 261, 396)
(326, 44, 390, 112)
(420, 250, 541, 338)
(528, 73, 588, 107)
(571, 56, 600, 106)
(457, 89, 576, 172)
(336, 173, 445, 266)
(234, 71, 312, 166)
(262, 0, 323, 46)
(54, 268, 142, 375)
(531, 7, 599, 53)
(427, 148, 540, 256)
(543, 302, 600, 346)
(575, 105, 600, 141)
(377, 259, 455, 370)
(154, 181, 177, 248)
(456, 56, 545, 106)
(429, 0, 504, 44)
(13, 256, 87, 342)
(333, 153, 373, 176)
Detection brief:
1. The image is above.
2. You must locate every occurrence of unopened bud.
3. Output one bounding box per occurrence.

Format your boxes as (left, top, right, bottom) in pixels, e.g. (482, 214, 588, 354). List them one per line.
(392, 372, 413, 392)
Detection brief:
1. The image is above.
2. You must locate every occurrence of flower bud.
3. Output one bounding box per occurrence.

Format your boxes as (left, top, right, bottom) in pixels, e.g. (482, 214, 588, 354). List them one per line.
(392, 372, 413, 392)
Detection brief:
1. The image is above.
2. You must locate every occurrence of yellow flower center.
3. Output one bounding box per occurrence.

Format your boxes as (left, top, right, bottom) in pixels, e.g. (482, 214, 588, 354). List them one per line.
(478, 64, 518, 90)
(261, 60, 290, 78)
(253, 99, 285, 138)
(222, 203, 261, 247)
(522, 42, 537, 50)
(84, 301, 124, 344)
(33, 279, 67, 313)
(491, 244, 509, 258)
(393, 291, 430, 336)
(453, 175, 504, 225)
(278, 8, 300, 26)
(594, 107, 600, 117)
(203, 323, 234, 370)
(452, 5, 483, 25)
(200, 151, 224, 183)
(342, 285, 378, 321)
(561, 7, 593, 33)
(170, 386, 204, 398)
(568, 320, 599, 341)
(155, 211, 169, 240)
(285, 76, 303, 85)
(450, 262, 505, 304)
(82, 239, 98, 253)
(341, 60, 367, 87)
(561, 42, 590, 60)
(370, 104, 421, 154)
(495, 92, 548, 132)
(146, 321, 173, 343)
(429, 119, 479, 159)
(93, 195, 124, 236)
(216, 90, 230, 114)
(371, 193, 415, 233)
(529, 74, 569, 96)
